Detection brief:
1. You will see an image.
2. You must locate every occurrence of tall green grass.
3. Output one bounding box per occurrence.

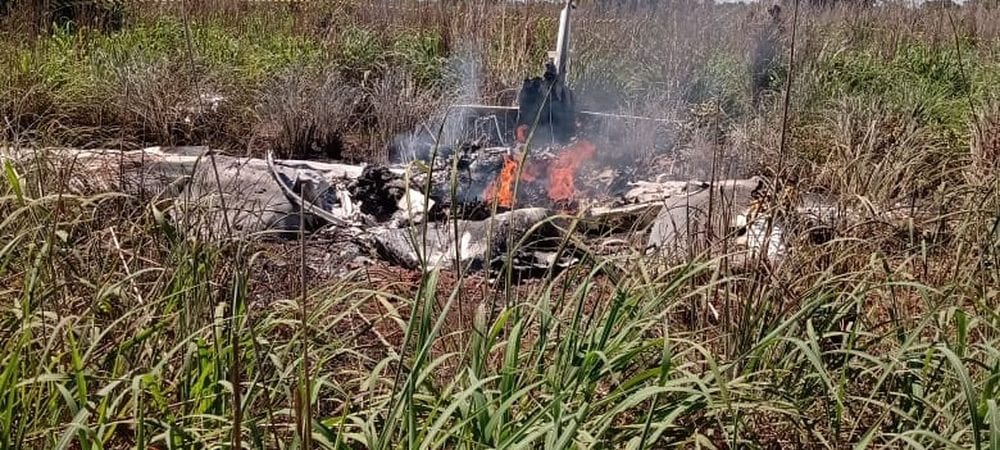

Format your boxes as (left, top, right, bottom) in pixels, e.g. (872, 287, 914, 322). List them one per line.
(1, 141, 997, 448)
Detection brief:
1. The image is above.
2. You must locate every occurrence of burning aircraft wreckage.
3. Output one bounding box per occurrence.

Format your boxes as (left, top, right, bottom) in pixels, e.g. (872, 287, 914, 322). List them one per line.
(15, 1, 850, 278)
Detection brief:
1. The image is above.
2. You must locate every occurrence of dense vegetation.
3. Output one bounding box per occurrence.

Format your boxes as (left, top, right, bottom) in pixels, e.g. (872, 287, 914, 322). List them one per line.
(1, 0, 998, 448)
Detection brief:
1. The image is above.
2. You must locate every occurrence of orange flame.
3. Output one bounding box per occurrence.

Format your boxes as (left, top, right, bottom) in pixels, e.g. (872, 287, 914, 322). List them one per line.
(483, 153, 536, 208)
(515, 124, 529, 143)
(483, 139, 595, 208)
(483, 155, 518, 208)
(547, 139, 595, 204)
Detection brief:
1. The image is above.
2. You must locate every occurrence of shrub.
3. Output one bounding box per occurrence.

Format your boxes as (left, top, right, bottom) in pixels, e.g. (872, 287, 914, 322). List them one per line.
(364, 68, 443, 163)
(257, 68, 361, 160)
(391, 29, 446, 88)
(338, 25, 385, 81)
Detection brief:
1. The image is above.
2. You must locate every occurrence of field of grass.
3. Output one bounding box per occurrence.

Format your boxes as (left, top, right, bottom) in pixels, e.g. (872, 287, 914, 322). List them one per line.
(2, 0, 999, 448)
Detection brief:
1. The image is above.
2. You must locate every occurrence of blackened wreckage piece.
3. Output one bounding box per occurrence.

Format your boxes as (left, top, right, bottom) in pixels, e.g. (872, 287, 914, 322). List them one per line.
(516, 61, 577, 146)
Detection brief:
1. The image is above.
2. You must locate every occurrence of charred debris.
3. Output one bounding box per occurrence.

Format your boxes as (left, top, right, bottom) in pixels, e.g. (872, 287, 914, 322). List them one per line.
(265, 0, 803, 277)
(34, 1, 827, 279)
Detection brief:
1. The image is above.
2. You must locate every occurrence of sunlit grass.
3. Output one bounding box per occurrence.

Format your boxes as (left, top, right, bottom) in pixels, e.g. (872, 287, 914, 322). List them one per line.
(1, 133, 998, 448)
(1, 1, 1000, 448)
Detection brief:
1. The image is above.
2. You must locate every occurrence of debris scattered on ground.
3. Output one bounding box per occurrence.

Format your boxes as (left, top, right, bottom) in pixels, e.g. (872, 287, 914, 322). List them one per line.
(7, 57, 929, 279)
(22, 144, 829, 278)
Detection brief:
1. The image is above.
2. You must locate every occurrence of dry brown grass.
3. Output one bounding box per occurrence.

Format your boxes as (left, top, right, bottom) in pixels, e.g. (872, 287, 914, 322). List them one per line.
(1, 5, 999, 446)
(255, 68, 363, 159)
(4, 0, 994, 166)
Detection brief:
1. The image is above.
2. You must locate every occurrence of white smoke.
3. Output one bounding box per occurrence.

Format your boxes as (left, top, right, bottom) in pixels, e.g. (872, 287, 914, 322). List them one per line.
(390, 44, 483, 164)
(439, 45, 482, 146)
